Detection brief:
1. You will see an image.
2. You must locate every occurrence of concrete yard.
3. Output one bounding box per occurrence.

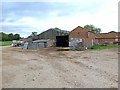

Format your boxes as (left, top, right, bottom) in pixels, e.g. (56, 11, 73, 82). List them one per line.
(1, 46, 118, 88)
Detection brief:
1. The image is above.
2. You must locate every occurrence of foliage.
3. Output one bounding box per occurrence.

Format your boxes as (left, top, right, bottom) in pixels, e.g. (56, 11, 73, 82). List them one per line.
(0, 32, 21, 41)
(8, 33, 14, 41)
(0, 32, 9, 41)
(27, 32, 38, 41)
(13, 34, 20, 40)
(84, 24, 101, 33)
(30, 32, 37, 37)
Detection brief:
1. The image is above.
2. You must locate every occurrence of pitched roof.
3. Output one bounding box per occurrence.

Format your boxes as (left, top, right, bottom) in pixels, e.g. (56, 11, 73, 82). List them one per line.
(71, 26, 95, 34)
(32, 40, 48, 43)
(38, 28, 70, 36)
(96, 32, 119, 39)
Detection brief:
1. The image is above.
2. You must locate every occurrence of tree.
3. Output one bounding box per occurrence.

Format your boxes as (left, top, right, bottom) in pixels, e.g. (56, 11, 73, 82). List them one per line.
(13, 34, 20, 40)
(0, 32, 21, 41)
(84, 24, 101, 33)
(8, 33, 14, 41)
(0, 32, 2, 41)
(0, 32, 9, 41)
(31, 32, 37, 37)
(28, 32, 38, 41)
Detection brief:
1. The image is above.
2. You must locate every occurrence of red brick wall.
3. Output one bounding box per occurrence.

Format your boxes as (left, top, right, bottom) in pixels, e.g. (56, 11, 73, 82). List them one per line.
(69, 27, 88, 39)
(98, 38, 116, 43)
(69, 27, 97, 47)
(96, 32, 120, 44)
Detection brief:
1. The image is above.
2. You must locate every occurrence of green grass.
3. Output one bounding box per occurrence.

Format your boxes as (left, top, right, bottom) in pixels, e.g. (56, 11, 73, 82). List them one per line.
(0, 41, 12, 46)
(89, 45, 118, 50)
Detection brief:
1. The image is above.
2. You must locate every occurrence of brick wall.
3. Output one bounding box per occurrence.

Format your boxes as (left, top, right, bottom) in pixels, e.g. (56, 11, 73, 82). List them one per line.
(69, 26, 97, 48)
(97, 38, 116, 43)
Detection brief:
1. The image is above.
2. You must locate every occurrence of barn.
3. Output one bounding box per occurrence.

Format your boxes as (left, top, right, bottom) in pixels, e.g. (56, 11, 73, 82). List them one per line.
(38, 28, 70, 47)
(23, 28, 70, 49)
(69, 26, 98, 49)
(95, 31, 120, 45)
(38, 28, 69, 40)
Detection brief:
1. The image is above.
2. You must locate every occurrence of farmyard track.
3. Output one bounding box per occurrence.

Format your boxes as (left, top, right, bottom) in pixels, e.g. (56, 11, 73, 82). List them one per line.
(1, 46, 118, 88)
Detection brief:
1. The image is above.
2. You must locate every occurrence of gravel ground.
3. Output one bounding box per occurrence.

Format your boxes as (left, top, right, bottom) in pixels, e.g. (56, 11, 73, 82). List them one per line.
(1, 46, 118, 88)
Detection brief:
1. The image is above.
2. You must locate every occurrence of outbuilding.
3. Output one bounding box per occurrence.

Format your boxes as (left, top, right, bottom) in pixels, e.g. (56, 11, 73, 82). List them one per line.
(95, 31, 120, 45)
(69, 26, 98, 49)
(22, 40, 49, 49)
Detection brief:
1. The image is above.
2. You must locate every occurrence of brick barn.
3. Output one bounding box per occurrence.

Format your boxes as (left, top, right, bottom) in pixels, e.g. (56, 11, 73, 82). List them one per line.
(95, 31, 120, 44)
(69, 26, 98, 49)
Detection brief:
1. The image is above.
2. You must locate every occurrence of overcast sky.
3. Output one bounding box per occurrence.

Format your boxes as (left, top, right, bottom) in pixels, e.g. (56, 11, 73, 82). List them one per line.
(1, 0, 119, 37)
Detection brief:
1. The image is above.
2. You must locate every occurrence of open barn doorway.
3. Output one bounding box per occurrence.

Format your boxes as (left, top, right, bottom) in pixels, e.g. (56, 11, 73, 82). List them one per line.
(56, 36, 69, 47)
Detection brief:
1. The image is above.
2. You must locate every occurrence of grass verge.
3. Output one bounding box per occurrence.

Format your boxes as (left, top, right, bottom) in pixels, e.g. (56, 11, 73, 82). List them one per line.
(89, 45, 118, 50)
(0, 41, 12, 46)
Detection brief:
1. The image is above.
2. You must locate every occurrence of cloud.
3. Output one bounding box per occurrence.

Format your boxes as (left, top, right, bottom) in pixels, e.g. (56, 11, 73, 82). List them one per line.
(1, 0, 119, 37)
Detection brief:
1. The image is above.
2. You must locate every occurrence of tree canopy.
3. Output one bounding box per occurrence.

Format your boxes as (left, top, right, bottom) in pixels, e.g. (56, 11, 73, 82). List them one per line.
(30, 32, 37, 37)
(0, 32, 21, 41)
(84, 24, 101, 33)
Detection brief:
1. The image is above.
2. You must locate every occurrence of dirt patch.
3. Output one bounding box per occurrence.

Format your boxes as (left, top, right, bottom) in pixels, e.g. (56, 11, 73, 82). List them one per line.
(2, 71, 16, 84)
(25, 65, 44, 71)
(1, 46, 118, 88)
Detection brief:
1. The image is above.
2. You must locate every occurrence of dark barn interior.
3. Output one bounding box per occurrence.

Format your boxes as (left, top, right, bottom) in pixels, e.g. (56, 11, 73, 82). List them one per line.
(56, 36, 69, 47)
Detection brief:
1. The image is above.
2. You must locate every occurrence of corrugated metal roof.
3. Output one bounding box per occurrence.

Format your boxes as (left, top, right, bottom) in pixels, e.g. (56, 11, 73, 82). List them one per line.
(32, 40, 48, 43)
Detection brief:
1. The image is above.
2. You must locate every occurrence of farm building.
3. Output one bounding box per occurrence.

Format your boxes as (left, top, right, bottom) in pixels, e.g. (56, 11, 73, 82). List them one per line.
(38, 28, 69, 40)
(23, 28, 69, 48)
(23, 28, 69, 42)
(95, 31, 120, 45)
(69, 26, 98, 49)
(37, 28, 69, 47)
(22, 40, 50, 49)
(23, 26, 119, 50)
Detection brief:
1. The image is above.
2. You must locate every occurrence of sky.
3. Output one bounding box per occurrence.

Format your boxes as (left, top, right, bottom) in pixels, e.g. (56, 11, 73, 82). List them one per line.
(0, 0, 119, 38)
